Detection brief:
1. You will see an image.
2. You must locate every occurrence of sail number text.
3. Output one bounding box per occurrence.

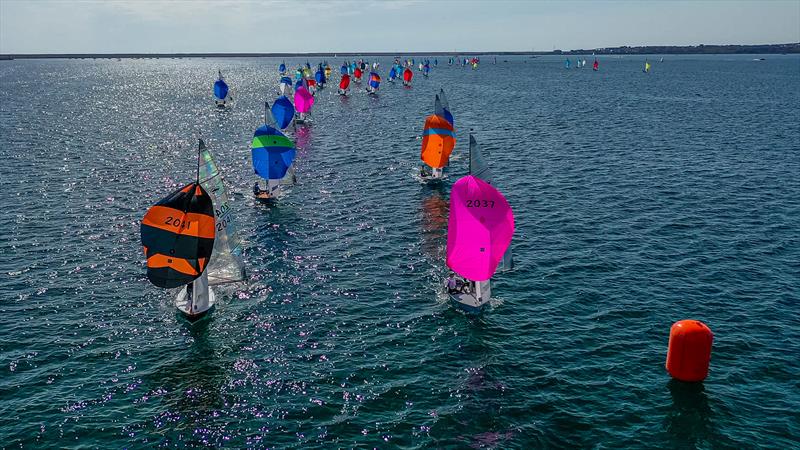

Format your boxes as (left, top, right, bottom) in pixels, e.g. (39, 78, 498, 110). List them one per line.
(465, 200, 495, 208)
(164, 216, 193, 230)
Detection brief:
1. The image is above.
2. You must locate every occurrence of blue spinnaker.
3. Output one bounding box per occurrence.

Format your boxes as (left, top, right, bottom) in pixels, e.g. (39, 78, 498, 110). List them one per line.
(251, 125, 296, 180)
(271, 96, 295, 130)
(214, 79, 229, 100)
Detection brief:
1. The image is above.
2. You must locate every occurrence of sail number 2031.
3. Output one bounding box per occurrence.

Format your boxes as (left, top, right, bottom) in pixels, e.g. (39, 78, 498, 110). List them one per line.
(466, 200, 495, 208)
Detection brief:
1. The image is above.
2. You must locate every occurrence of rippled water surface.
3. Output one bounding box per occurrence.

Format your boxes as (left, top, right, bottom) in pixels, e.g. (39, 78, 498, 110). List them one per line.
(1, 55, 799, 448)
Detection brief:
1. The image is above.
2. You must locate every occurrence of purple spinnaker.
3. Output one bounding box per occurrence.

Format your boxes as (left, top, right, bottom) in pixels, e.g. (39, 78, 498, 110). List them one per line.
(294, 86, 314, 113)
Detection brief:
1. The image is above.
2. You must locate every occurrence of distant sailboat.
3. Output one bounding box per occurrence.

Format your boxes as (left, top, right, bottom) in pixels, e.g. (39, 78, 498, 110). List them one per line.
(643, 59, 651, 73)
(140, 143, 217, 320)
(422, 61, 430, 77)
(388, 66, 397, 82)
(251, 104, 297, 202)
(271, 95, 295, 130)
(419, 90, 455, 182)
(593, 58, 599, 71)
(565, 58, 571, 69)
(294, 84, 314, 124)
(174, 139, 247, 318)
(214, 70, 233, 109)
(338, 73, 351, 95)
(279, 62, 287, 75)
(445, 136, 514, 313)
(353, 66, 363, 83)
(403, 67, 413, 86)
(367, 72, 381, 95)
(315, 64, 326, 89)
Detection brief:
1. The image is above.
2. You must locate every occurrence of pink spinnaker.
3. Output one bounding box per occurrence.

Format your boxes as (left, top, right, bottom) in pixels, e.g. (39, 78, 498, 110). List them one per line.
(294, 86, 314, 113)
(446, 175, 514, 281)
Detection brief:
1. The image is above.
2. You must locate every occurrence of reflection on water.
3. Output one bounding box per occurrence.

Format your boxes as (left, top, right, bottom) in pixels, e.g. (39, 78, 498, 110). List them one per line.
(665, 379, 714, 447)
(419, 188, 449, 263)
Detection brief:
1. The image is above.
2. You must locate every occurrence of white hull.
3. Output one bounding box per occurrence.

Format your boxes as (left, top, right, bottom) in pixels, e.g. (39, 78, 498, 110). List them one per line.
(448, 279, 491, 313)
(175, 272, 216, 320)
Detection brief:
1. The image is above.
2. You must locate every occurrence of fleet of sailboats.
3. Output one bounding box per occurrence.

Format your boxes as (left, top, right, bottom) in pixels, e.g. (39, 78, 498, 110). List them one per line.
(144, 55, 663, 322)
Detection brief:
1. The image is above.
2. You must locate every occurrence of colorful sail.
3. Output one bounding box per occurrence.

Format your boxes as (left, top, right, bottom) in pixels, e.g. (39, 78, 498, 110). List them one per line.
(315, 67, 326, 85)
(593, 58, 599, 71)
(214, 73, 229, 100)
(340, 64, 348, 75)
(644, 60, 651, 73)
(339, 74, 351, 90)
(420, 112, 455, 169)
(294, 86, 314, 113)
(271, 96, 295, 130)
(251, 125, 296, 181)
(198, 139, 246, 285)
(403, 67, 413, 83)
(279, 62, 286, 74)
(368, 72, 381, 90)
(446, 175, 514, 281)
(141, 182, 215, 288)
(565, 59, 570, 69)
(388, 66, 397, 81)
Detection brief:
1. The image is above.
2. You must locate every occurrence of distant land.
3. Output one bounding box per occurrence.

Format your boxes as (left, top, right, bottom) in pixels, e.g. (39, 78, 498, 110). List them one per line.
(1, 43, 798, 60)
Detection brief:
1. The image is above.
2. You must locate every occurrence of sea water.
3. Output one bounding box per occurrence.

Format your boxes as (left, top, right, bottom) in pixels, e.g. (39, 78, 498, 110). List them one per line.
(1, 55, 798, 447)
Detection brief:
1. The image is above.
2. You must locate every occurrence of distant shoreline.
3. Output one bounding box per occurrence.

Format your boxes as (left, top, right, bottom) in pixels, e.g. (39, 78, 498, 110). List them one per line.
(1, 43, 797, 60)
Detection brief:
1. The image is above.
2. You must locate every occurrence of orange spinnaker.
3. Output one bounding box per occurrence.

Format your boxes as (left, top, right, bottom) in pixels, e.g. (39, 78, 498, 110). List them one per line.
(420, 114, 455, 169)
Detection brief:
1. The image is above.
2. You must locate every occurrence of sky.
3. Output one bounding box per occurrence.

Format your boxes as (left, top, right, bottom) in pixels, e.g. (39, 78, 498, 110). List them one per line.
(1, 0, 799, 54)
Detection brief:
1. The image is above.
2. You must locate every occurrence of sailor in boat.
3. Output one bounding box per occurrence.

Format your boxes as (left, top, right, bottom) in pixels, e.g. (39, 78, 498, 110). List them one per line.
(253, 181, 274, 200)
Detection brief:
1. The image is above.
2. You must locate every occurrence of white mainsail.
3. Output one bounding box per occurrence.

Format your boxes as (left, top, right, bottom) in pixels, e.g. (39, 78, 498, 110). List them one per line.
(198, 139, 246, 285)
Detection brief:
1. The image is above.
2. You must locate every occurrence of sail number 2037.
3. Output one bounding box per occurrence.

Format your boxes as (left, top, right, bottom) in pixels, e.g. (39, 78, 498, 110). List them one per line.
(466, 200, 495, 208)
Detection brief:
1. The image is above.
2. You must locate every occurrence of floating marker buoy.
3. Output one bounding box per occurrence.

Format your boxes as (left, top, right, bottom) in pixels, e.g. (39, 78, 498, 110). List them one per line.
(666, 320, 713, 382)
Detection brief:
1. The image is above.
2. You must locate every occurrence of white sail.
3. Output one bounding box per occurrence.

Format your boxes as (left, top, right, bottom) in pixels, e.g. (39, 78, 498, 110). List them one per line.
(198, 139, 247, 285)
(469, 134, 492, 184)
(496, 247, 513, 272)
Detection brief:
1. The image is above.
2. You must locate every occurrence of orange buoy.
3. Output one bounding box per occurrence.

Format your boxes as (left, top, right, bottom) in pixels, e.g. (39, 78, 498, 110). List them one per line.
(665, 320, 713, 382)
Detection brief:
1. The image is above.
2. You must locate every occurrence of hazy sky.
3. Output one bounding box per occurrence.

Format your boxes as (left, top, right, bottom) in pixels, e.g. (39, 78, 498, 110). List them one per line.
(1, 0, 799, 54)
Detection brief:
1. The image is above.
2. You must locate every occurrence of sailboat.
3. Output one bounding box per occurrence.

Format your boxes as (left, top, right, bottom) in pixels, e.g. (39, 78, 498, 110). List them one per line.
(367, 72, 381, 95)
(422, 62, 430, 77)
(251, 104, 297, 202)
(643, 59, 651, 73)
(402, 67, 413, 86)
(353, 66, 363, 83)
(140, 142, 217, 320)
(315, 64, 326, 89)
(419, 89, 455, 182)
(271, 95, 295, 130)
(213, 70, 233, 109)
(388, 66, 397, 82)
(174, 139, 247, 318)
(279, 62, 287, 75)
(445, 135, 514, 313)
(592, 58, 599, 71)
(279, 76, 293, 97)
(294, 83, 314, 124)
(565, 58, 571, 69)
(338, 73, 351, 95)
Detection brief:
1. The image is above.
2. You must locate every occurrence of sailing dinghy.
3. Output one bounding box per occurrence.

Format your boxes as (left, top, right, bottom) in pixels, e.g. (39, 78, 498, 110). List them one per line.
(403, 67, 413, 86)
(338, 73, 351, 95)
(367, 72, 381, 95)
(174, 139, 247, 318)
(140, 143, 217, 320)
(293, 84, 314, 124)
(214, 70, 233, 109)
(419, 89, 455, 182)
(252, 104, 297, 202)
(445, 135, 514, 313)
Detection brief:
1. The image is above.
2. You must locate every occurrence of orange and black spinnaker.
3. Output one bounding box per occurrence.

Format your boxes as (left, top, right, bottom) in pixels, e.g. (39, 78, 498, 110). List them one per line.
(140, 182, 215, 288)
